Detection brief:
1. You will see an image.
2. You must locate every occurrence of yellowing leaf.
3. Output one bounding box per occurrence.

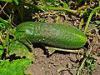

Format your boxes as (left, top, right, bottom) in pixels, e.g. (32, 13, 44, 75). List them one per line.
(8, 41, 35, 61)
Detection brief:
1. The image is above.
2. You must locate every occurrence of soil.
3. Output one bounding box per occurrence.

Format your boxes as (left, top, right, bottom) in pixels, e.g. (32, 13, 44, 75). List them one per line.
(26, 47, 100, 75)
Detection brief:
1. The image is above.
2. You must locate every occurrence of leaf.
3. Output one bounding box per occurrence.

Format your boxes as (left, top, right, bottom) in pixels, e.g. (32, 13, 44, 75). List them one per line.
(0, 45, 3, 58)
(0, 18, 12, 30)
(0, 23, 6, 30)
(46, 0, 55, 3)
(0, 0, 13, 2)
(95, 20, 100, 25)
(0, 59, 32, 75)
(77, 0, 84, 3)
(60, 1, 69, 8)
(8, 41, 35, 61)
(0, 0, 20, 5)
(85, 56, 96, 74)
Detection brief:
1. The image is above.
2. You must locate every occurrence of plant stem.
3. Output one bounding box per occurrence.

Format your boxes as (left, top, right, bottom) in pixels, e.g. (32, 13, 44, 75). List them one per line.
(84, 6, 100, 33)
(40, 6, 77, 14)
(46, 46, 84, 54)
(79, 18, 84, 30)
(0, 3, 8, 14)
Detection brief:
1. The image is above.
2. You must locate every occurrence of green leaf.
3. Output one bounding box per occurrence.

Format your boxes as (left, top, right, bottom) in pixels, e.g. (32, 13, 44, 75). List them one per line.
(0, 0, 13, 2)
(85, 56, 96, 74)
(0, 18, 12, 30)
(46, 0, 55, 3)
(8, 41, 35, 61)
(0, 45, 3, 57)
(0, 23, 6, 30)
(95, 20, 100, 25)
(77, 0, 84, 3)
(0, 59, 32, 75)
(0, 0, 20, 5)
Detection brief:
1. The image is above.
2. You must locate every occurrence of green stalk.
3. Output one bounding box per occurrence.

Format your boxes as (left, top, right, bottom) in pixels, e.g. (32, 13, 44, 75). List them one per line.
(40, 6, 77, 14)
(84, 6, 100, 33)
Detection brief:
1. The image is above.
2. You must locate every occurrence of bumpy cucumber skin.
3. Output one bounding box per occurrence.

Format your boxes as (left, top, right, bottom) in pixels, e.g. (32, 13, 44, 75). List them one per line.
(15, 22, 87, 49)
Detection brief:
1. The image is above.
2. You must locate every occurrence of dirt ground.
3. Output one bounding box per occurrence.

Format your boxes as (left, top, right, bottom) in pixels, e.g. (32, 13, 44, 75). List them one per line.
(26, 47, 100, 75)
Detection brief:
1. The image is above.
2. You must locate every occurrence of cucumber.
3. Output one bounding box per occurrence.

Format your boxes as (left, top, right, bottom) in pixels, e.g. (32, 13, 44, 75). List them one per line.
(15, 22, 87, 49)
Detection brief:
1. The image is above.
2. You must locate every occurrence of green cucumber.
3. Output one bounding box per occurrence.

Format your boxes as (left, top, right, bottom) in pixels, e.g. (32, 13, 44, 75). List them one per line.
(15, 22, 87, 49)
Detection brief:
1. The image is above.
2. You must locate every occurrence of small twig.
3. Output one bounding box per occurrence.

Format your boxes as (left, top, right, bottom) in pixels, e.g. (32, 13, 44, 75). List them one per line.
(0, 3, 10, 18)
(76, 57, 87, 75)
(0, 3, 8, 14)
(2, 10, 10, 18)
